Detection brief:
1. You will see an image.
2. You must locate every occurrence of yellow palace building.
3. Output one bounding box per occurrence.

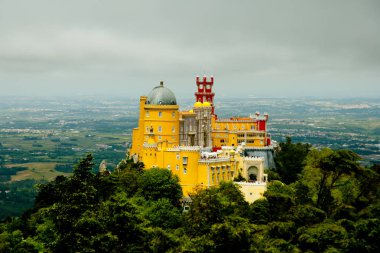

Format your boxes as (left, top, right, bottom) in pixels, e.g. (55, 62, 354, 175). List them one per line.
(130, 76, 274, 202)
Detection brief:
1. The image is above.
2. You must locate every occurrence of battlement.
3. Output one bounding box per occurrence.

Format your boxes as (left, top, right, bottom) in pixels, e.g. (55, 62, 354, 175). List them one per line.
(216, 118, 256, 123)
(196, 75, 214, 85)
(179, 146, 201, 152)
(143, 143, 157, 148)
(198, 157, 230, 163)
(221, 146, 235, 150)
(245, 145, 275, 151)
(166, 147, 180, 152)
(243, 156, 265, 161)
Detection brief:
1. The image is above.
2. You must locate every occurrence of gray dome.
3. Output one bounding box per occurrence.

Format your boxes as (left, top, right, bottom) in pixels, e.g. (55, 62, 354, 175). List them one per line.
(146, 82, 177, 105)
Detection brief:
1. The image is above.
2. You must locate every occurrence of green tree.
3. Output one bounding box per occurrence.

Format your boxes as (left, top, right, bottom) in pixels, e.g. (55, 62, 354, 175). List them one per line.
(138, 168, 182, 206)
(209, 217, 252, 253)
(274, 137, 311, 184)
(249, 199, 270, 224)
(185, 187, 224, 236)
(73, 153, 95, 181)
(298, 222, 349, 252)
(217, 182, 250, 217)
(141, 198, 182, 229)
(185, 183, 250, 236)
(351, 218, 380, 253)
(264, 181, 295, 221)
(353, 164, 380, 209)
(302, 148, 362, 214)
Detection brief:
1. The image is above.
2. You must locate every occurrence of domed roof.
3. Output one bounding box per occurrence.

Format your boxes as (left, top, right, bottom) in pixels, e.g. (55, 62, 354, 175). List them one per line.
(146, 81, 177, 105)
(203, 101, 211, 107)
(194, 101, 203, 107)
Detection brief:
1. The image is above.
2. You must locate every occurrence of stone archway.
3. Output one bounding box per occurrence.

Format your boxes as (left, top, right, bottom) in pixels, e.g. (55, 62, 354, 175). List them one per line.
(247, 166, 259, 181)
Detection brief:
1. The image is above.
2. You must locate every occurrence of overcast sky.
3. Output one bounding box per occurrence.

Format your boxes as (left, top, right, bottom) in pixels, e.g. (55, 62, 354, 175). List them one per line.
(0, 0, 379, 98)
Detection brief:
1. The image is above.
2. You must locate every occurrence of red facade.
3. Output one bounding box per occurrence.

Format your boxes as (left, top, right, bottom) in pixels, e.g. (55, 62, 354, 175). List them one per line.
(195, 75, 215, 114)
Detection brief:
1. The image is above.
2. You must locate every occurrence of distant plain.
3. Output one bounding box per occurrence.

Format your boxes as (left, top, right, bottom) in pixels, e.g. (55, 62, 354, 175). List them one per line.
(0, 96, 379, 180)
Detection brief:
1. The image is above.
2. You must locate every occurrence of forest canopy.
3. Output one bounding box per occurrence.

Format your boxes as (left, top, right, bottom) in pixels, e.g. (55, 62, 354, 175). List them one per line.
(0, 140, 379, 252)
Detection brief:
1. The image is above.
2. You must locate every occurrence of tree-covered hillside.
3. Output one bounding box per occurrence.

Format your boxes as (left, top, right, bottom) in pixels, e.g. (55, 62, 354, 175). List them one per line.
(0, 143, 379, 252)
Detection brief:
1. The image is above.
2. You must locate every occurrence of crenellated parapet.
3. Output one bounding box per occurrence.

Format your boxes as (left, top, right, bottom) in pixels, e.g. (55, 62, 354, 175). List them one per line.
(246, 145, 275, 150)
(142, 143, 158, 148)
(243, 156, 265, 162)
(198, 157, 231, 164)
(179, 146, 201, 152)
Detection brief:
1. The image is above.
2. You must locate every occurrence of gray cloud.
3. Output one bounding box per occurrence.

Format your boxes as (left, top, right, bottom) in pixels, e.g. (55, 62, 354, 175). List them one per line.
(0, 0, 379, 98)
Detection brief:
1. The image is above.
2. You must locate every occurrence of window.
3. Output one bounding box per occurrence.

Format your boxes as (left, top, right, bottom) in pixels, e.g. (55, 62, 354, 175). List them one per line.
(172, 126, 175, 133)
(172, 112, 175, 118)
(158, 111, 162, 117)
(146, 127, 149, 132)
(176, 153, 180, 160)
(182, 157, 188, 165)
(158, 136, 162, 140)
(167, 165, 171, 170)
(176, 164, 179, 170)
(158, 126, 162, 132)
(183, 168, 187, 174)
(146, 111, 149, 117)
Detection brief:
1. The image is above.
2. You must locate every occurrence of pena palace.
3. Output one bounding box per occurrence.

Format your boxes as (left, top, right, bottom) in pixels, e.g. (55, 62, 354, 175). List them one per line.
(130, 76, 275, 202)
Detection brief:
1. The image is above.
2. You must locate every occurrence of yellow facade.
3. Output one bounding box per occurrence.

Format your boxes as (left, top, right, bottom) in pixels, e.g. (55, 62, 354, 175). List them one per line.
(211, 117, 268, 148)
(130, 81, 270, 202)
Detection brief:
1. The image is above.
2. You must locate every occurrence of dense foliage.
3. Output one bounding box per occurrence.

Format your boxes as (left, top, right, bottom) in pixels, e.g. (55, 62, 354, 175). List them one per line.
(273, 137, 311, 184)
(0, 144, 379, 252)
(0, 179, 44, 220)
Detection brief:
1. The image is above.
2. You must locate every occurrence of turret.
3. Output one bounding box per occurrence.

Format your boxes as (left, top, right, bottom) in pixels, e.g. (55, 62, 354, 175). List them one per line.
(195, 75, 215, 114)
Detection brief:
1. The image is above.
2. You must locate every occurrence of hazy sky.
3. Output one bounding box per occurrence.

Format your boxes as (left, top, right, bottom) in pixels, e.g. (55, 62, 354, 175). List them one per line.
(0, 0, 379, 98)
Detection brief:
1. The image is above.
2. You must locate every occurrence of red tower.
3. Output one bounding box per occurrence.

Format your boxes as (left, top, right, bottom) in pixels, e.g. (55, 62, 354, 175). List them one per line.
(195, 75, 215, 114)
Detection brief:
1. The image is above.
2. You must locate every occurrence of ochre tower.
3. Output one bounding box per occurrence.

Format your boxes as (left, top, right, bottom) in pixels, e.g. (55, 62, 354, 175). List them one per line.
(195, 75, 215, 114)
